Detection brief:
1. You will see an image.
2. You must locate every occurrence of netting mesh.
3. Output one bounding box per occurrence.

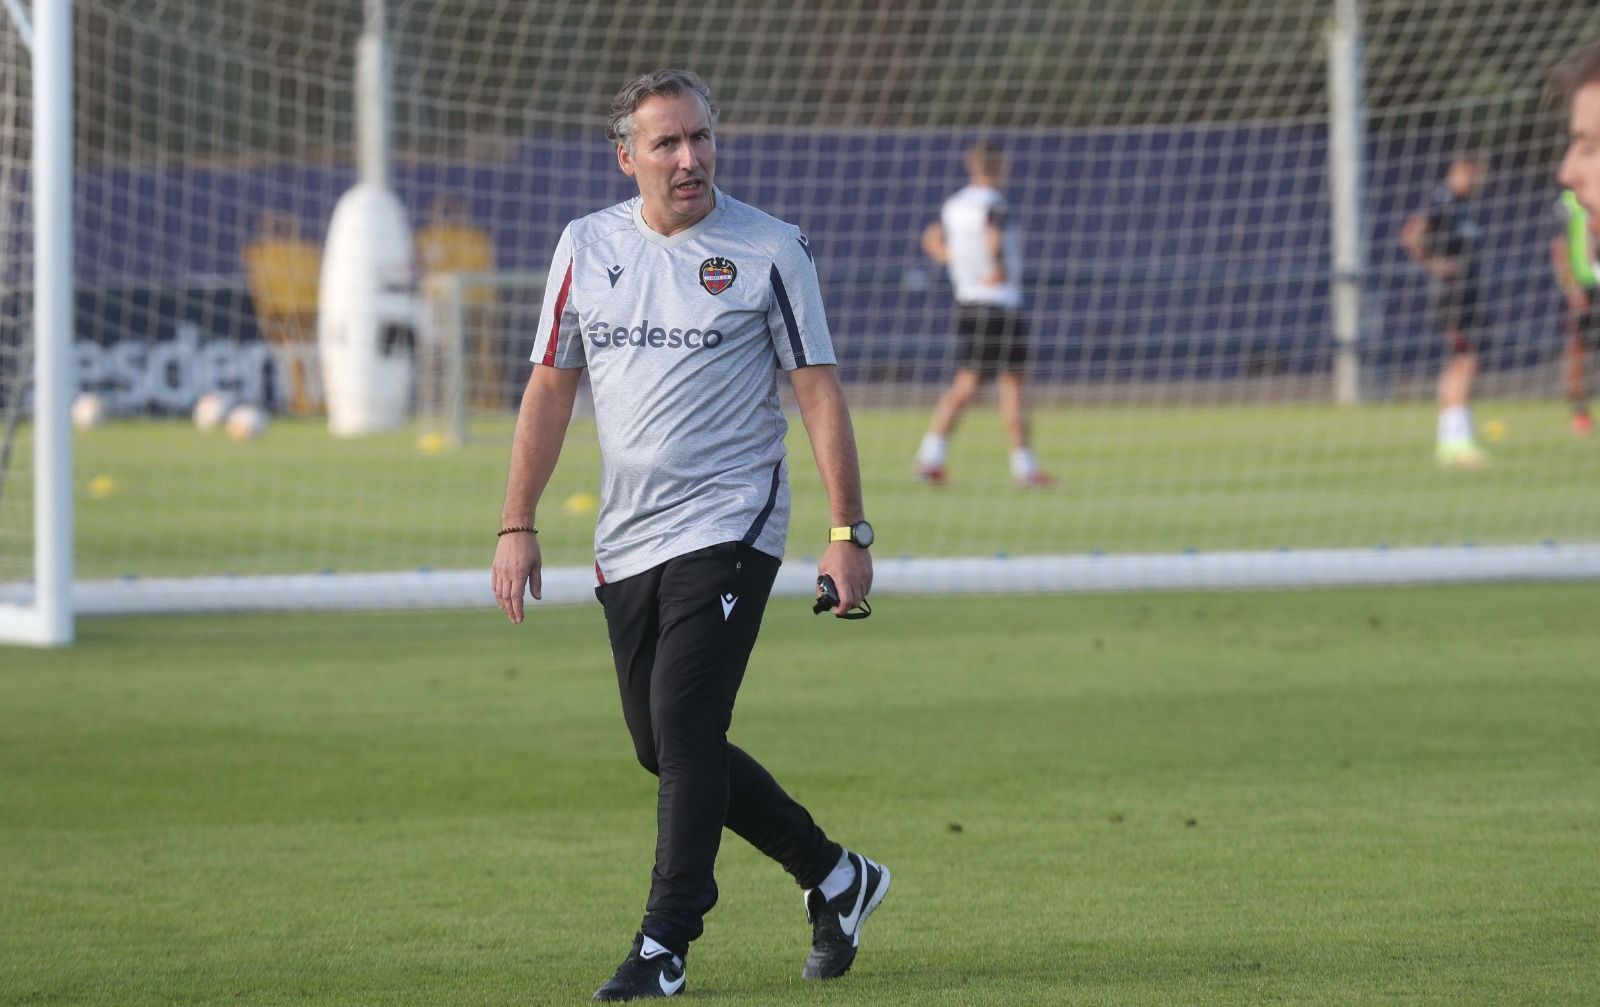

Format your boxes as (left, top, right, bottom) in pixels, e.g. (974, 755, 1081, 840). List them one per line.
(2, 1, 1600, 608)
(0, 20, 32, 585)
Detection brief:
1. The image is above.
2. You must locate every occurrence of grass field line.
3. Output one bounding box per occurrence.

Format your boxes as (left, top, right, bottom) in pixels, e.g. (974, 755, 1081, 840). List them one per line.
(7, 543, 1600, 615)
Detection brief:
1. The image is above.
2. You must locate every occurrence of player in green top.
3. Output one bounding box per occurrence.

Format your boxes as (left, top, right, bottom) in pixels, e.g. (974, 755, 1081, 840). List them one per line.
(1550, 189, 1599, 436)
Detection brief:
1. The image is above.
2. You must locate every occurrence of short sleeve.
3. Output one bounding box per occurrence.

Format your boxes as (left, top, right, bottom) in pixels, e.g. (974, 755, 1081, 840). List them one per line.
(765, 228, 837, 371)
(530, 224, 586, 369)
(988, 197, 1009, 230)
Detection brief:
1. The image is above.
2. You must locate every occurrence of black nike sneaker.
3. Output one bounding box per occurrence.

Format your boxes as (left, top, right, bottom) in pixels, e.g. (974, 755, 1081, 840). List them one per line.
(802, 851, 891, 980)
(592, 932, 686, 1001)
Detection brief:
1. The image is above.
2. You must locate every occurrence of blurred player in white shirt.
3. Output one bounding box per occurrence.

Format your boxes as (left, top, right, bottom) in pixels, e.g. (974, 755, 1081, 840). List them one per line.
(917, 140, 1052, 488)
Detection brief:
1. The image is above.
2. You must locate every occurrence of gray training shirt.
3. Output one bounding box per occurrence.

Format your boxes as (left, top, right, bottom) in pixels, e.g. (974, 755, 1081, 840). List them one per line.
(531, 188, 837, 584)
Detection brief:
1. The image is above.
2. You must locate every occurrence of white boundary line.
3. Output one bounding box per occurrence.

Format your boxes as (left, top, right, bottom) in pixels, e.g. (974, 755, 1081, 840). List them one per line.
(3, 544, 1599, 617)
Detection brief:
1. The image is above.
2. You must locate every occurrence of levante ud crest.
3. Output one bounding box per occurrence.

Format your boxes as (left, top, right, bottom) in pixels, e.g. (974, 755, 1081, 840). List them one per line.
(699, 257, 737, 295)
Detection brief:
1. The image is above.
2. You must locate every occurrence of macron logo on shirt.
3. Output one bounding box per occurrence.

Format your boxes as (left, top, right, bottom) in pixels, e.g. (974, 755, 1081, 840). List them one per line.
(607, 264, 625, 287)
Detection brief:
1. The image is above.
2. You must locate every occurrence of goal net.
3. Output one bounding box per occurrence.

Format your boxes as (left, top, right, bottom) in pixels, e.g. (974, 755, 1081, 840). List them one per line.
(5, 1, 1600, 634)
(0, 10, 37, 635)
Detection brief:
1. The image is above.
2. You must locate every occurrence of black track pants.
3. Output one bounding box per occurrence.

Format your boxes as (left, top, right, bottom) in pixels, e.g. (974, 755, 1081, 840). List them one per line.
(597, 541, 843, 955)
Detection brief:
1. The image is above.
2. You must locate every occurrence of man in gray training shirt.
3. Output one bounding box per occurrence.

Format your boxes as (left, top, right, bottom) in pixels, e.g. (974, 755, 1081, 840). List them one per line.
(491, 69, 888, 1001)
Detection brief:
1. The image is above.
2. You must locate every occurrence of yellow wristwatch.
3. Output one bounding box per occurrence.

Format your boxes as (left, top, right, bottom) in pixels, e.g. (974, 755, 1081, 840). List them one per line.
(828, 520, 874, 549)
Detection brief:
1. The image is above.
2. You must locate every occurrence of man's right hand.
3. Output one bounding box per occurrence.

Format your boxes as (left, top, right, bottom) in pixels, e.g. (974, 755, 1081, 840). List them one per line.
(492, 530, 542, 624)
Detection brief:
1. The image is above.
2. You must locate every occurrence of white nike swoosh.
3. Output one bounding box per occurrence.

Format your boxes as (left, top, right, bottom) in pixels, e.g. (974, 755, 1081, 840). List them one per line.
(836, 854, 868, 941)
(658, 970, 685, 996)
(721, 594, 737, 620)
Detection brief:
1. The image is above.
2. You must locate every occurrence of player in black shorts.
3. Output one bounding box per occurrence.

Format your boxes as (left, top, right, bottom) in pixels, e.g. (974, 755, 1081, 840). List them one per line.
(916, 141, 1053, 488)
(1401, 154, 1488, 468)
(956, 304, 1030, 375)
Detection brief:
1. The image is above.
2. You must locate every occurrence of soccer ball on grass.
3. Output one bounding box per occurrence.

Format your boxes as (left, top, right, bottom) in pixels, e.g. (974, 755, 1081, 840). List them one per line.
(192, 392, 233, 431)
(224, 403, 269, 441)
(71, 392, 106, 429)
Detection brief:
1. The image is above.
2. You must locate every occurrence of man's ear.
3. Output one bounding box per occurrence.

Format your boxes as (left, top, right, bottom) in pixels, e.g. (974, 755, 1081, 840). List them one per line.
(617, 144, 636, 178)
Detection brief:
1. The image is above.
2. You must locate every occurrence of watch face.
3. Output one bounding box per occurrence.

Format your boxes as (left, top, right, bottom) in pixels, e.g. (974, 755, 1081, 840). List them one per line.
(852, 520, 874, 548)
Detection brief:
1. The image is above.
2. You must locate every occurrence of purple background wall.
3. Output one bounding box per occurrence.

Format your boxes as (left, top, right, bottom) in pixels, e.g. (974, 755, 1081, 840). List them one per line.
(2, 124, 1570, 410)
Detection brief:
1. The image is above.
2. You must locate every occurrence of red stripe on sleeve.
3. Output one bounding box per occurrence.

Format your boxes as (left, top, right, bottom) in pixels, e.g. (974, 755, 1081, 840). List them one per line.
(542, 259, 574, 367)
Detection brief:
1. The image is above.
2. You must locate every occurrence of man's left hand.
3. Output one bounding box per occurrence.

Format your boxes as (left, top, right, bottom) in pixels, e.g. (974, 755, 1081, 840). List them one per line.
(818, 540, 873, 616)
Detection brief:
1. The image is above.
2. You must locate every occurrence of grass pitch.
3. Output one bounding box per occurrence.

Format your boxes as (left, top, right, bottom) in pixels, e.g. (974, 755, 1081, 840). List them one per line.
(2, 397, 1595, 580)
(3, 585, 1596, 1004)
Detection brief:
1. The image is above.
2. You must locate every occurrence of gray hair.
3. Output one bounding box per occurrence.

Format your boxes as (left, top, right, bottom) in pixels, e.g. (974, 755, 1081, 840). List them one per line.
(606, 69, 719, 154)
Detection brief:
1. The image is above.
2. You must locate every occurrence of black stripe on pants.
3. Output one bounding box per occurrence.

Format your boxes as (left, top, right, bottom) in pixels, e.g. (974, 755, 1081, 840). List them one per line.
(597, 541, 842, 956)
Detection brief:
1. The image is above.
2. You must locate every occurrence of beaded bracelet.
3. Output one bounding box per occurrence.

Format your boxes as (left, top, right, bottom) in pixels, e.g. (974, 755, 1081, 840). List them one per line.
(497, 525, 538, 537)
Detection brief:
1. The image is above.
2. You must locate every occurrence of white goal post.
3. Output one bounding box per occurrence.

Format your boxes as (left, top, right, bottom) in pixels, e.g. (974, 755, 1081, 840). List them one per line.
(0, 0, 71, 645)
